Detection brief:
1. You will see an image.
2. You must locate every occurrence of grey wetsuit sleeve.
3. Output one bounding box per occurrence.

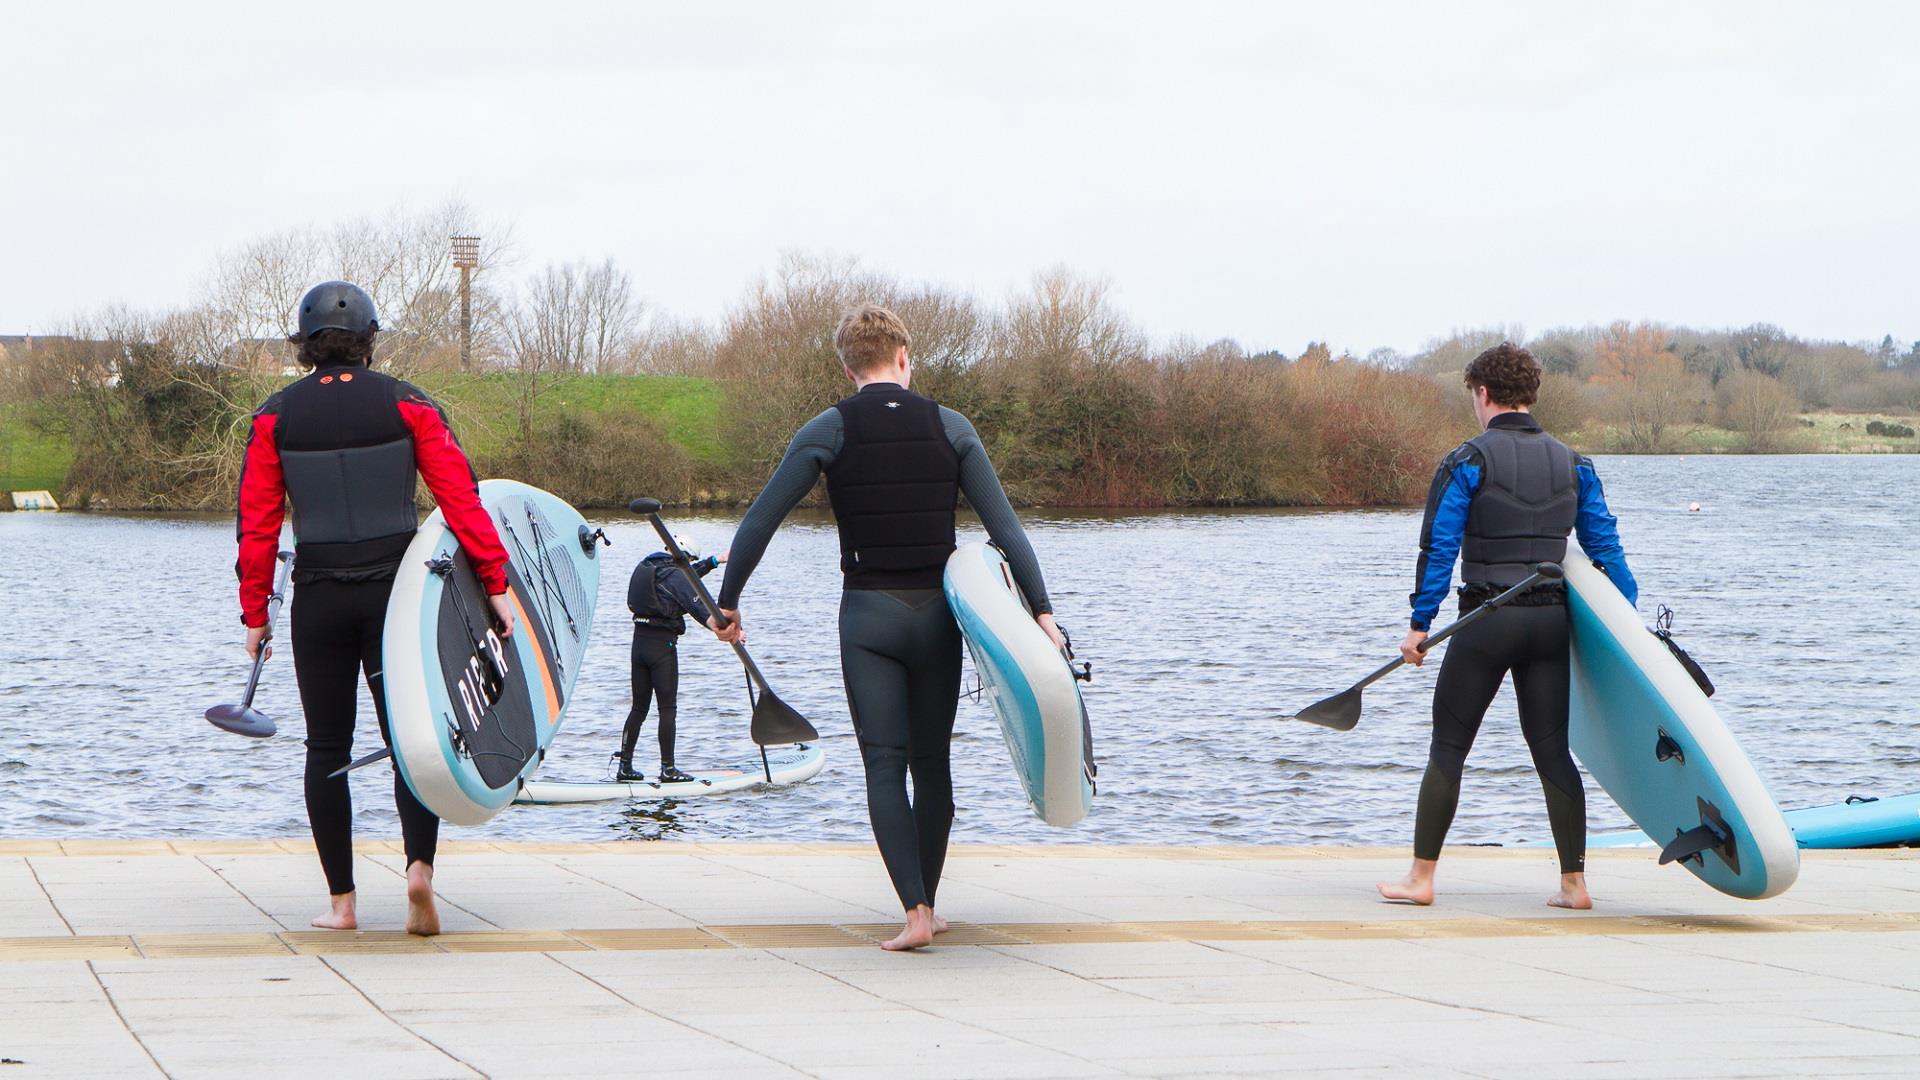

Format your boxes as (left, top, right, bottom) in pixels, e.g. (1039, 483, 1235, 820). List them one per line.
(717, 408, 843, 609)
(942, 407, 1054, 615)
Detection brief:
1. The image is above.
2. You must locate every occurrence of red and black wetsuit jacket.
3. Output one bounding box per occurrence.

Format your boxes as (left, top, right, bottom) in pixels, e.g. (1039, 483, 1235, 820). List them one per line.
(235, 365, 509, 627)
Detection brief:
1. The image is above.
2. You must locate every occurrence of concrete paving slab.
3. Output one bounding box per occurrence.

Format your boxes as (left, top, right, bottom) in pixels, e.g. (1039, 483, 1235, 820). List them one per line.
(0, 842, 1916, 1078)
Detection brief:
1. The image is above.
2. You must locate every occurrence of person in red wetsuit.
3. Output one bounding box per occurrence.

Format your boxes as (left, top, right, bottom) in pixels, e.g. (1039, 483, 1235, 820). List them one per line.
(235, 281, 513, 936)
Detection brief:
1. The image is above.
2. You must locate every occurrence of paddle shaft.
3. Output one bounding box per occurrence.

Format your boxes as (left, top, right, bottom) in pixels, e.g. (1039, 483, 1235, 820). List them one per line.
(239, 552, 296, 706)
(1346, 567, 1561, 695)
(325, 746, 392, 781)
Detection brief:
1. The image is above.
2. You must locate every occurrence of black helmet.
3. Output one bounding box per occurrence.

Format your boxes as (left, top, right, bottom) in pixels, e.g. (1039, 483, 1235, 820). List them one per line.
(293, 281, 380, 341)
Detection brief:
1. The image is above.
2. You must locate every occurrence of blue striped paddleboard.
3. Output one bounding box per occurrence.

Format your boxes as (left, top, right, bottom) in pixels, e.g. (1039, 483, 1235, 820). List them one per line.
(1582, 791, 1920, 851)
(944, 542, 1094, 827)
(1564, 548, 1798, 898)
(384, 479, 603, 826)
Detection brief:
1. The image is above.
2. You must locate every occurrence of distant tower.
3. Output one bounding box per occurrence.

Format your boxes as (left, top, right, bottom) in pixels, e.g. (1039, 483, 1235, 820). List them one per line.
(450, 235, 481, 370)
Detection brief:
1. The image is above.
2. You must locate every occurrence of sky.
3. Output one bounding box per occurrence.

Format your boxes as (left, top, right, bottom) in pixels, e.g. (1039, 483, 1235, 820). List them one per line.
(2, 1, 1915, 355)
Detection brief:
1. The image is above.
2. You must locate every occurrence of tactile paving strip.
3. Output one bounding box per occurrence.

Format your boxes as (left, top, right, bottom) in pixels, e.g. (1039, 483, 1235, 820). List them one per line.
(1, 912, 1918, 963)
(566, 928, 730, 951)
(706, 923, 877, 948)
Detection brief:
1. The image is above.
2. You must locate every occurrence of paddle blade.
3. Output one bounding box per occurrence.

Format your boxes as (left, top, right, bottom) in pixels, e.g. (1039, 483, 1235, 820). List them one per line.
(751, 690, 818, 745)
(205, 704, 276, 739)
(1285, 687, 1363, 732)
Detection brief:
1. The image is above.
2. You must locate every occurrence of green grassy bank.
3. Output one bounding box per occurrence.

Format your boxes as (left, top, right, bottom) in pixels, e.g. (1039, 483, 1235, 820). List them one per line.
(1566, 412, 1920, 455)
(0, 402, 74, 494)
(3, 373, 1914, 508)
(0, 374, 732, 499)
(413, 373, 731, 465)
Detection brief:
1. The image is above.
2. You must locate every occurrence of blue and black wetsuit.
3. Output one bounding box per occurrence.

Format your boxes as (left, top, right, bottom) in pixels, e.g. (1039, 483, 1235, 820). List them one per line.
(1408, 411, 1637, 874)
(719, 382, 1051, 912)
(620, 552, 719, 777)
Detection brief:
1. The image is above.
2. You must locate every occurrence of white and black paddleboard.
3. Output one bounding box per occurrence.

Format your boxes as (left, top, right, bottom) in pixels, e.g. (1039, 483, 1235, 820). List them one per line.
(514, 743, 825, 804)
(385, 480, 603, 826)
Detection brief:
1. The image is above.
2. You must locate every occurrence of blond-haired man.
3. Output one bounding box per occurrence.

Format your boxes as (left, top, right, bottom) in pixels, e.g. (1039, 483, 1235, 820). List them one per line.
(715, 304, 1065, 951)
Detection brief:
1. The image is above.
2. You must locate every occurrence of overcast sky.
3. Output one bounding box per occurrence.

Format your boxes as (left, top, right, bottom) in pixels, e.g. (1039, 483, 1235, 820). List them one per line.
(3, 2, 1914, 354)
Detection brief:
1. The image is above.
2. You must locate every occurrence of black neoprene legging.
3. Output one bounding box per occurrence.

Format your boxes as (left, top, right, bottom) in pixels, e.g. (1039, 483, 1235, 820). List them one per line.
(1414, 601, 1586, 874)
(839, 588, 963, 912)
(621, 632, 679, 770)
(291, 577, 439, 896)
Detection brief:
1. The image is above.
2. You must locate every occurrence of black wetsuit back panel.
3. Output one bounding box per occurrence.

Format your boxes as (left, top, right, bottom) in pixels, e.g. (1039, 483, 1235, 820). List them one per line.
(1461, 423, 1577, 587)
(272, 366, 420, 581)
(825, 387, 960, 590)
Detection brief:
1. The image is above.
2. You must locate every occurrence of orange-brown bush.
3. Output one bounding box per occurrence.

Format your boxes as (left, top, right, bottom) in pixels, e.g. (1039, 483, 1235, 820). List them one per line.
(1530, 371, 1595, 438)
(707, 262, 1471, 507)
(1281, 358, 1469, 505)
(1717, 370, 1802, 451)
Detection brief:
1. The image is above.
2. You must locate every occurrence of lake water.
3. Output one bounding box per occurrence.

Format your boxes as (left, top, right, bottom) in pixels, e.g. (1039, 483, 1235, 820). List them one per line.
(0, 455, 1914, 850)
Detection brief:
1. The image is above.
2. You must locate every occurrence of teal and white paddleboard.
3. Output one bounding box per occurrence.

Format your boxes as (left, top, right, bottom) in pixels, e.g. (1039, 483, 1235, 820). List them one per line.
(514, 743, 826, 804)
(1581, 790, 1920, 851)
(384, 479, 603, 826)
(1565, 548, 1798, 898)
(944, 542, 1094, 828)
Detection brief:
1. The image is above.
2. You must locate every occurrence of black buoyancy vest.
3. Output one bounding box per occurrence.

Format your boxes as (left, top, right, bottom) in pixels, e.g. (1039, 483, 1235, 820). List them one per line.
(823, 385, 961, 590)
(628, 554, 681, 631)
(272, 366, 421, 580)
(1461, 419, 1578, 587)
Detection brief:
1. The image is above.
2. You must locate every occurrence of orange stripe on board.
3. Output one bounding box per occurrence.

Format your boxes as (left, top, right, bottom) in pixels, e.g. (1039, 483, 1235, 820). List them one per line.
(506, 589, 561, 725)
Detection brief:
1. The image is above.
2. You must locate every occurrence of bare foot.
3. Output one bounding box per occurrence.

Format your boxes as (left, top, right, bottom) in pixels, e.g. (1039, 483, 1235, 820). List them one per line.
(312, 891, 357, 930)
(881, 905, 938, 951)
(1548, 872, 1592, 910)
(405, 861, 440, 937)
(930, 909, 950, 934)
(1376, 857, 1438, 905)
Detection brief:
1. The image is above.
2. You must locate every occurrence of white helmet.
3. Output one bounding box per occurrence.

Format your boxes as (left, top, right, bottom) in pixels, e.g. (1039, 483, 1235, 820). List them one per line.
(673, 533, 701, 560)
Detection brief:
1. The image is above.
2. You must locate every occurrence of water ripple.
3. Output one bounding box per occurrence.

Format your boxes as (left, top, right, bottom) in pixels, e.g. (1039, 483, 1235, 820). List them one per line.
(0, 454, 1914, 847)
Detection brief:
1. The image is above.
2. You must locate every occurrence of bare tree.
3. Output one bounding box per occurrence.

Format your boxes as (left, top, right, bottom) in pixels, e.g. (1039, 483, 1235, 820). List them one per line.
(198, 201, 509, 375)
(1718, 370, 1800, 451)
(1364, 346, 1409, 370)
(998, 267, 1145, 369)
(712, 252, 899, 470)
(626, 315, 718, 376)
(1592, 322, 1706, 451)
(510, 259, 642, 375)
(1413, 326, 1525, 376)
(1731, 323, 1793, 378)
(501, 258, 643, 449)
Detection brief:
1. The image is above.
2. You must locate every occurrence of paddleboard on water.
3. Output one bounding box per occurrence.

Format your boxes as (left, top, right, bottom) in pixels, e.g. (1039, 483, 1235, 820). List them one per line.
(513, 743, 827, 804)
(1563, 547, 1798, 898)
(1579, 791, 1920, 850)
(385, 479, 603, 826)
(944, 541, 1094, 827)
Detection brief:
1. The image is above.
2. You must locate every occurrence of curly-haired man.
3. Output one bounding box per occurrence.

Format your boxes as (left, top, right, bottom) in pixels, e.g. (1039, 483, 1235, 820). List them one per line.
(1379, 342, 1637, 910)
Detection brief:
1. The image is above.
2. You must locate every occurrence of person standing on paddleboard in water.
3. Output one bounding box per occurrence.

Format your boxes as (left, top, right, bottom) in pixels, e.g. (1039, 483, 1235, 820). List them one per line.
(713, 304, 1066, 951)
(233, 281, 514, 936)
(1380, 342, 1637, 911)
(617, 536, 729, 782)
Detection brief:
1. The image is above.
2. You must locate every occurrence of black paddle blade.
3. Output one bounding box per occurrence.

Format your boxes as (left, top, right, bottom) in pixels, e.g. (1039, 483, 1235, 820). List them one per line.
(627, 497, 663, 515)
(1287, 687, 1362, 732)
(751, 689, 818, 745)
(205, 704, 276, 739)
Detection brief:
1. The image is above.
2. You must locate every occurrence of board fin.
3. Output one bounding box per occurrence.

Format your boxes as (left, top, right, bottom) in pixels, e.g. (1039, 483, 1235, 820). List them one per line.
(1659, 798, 1739, 873)
(1654, 729, 1685, 765)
